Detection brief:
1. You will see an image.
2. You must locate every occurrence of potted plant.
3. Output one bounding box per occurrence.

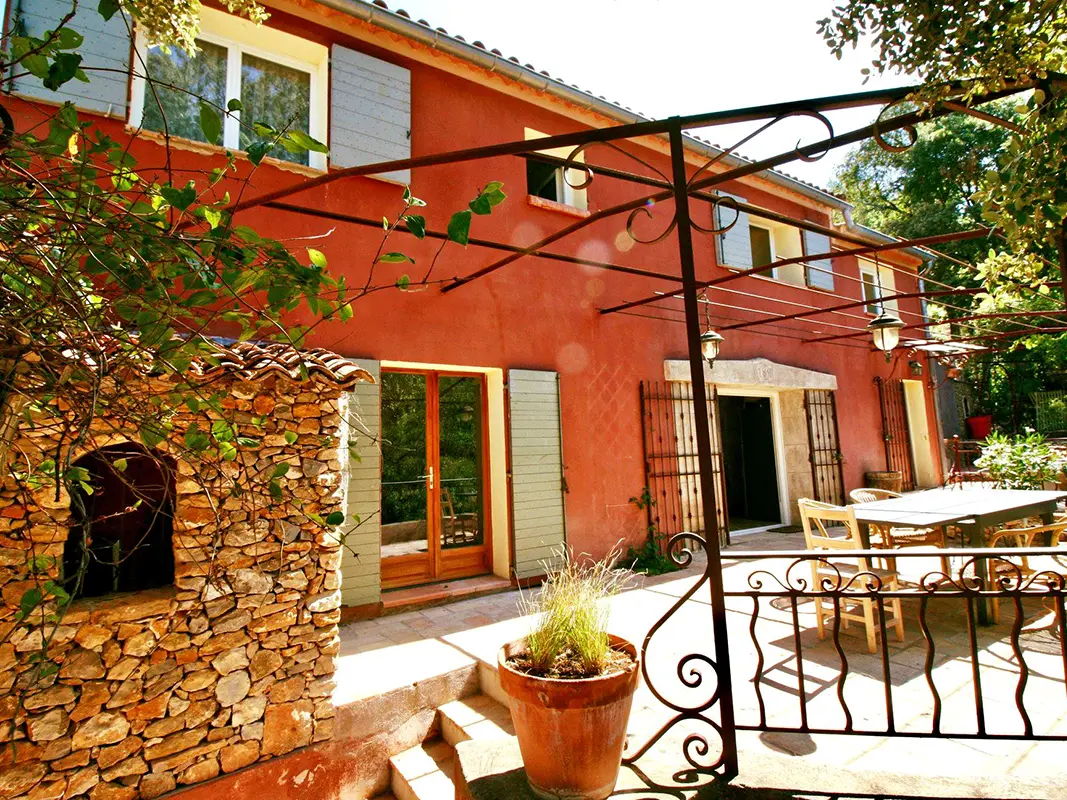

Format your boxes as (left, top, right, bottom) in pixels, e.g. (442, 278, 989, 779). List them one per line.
(498, 553, 639, 799)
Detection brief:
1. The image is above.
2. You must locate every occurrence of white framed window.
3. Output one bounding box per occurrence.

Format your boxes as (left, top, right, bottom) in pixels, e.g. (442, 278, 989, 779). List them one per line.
(523, 128, 588, 211)
(128, 7, 329, 171)
(860, 264, 882, 314)
(859, 258, 898, 315)
(750, 218, 805, 285)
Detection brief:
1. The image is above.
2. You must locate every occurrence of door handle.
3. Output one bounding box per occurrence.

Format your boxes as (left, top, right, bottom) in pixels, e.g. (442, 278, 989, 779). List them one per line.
(420, 466, 434, 490)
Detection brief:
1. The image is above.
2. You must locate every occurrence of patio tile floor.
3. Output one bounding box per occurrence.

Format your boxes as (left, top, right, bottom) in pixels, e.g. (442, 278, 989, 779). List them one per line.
(338, 531, 1067, 794)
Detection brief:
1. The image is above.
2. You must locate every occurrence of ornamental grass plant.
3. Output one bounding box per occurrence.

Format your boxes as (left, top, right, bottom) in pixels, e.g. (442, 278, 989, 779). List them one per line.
(516, 549, 633, 678)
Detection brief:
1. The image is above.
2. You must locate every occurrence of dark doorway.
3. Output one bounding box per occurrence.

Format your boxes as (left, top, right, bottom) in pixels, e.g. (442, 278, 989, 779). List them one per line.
(64, 444, 175, 599)
(719, 395, 781, 529)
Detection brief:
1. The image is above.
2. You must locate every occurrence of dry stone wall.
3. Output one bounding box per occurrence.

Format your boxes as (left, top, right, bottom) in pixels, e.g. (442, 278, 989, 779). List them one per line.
(0, 373, 349, 800)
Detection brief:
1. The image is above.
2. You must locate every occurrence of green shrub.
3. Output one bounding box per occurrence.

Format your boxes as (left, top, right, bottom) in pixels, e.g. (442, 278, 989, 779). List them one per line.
(622, 488, 679, 576)
(975, 429, 1067, 490)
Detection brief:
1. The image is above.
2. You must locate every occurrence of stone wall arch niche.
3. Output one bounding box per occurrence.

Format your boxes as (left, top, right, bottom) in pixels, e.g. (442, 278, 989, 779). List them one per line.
(63, 442, 176, 600)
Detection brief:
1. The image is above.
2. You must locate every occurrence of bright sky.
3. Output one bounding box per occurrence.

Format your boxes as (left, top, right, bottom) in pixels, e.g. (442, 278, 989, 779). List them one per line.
(389, 0, 913, 190)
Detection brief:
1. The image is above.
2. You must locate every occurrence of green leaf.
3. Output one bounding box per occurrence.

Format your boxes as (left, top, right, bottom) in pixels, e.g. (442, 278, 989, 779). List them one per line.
(98, 0, 120, 20)
(404, 214, 426, 239)
(112, 458, 127, 472)
(284, 129, 328, 153)
(160, 183, 197, 211)
(23, 54, 49, 79)
(54, 28, 84, 50)
(140, 423, 167, 448)
(307, 248, 327, 268)
(246, 141, 271, 166)
(44, 580, 69, 605)
(44, 53, 83, 91)
(469, 194, 492, 215)
(272, 463, 290, 479)
(269, 479, 283, 500)
(448, 210, 472, 246)
(325, 511, 345, 526)
(227, 98, 243, 112)
(199, 101, 223, 145)
(218, 441, 238, 461)
(378, 252, 414, 264)
(284, 431, 298, 445)
(18, 587, 43, 621)
(236, 437, 260, 448)
(395, 274, 410, 289)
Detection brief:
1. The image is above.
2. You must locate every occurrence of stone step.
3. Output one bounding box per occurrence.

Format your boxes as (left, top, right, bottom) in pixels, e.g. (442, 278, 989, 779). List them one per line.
(437, 694, 514, 747)
(389, 738, 456, 800)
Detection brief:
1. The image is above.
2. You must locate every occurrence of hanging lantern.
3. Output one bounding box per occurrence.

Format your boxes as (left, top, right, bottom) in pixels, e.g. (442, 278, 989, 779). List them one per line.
(700, 329, 724, 365)
(866, 311, 905, 361)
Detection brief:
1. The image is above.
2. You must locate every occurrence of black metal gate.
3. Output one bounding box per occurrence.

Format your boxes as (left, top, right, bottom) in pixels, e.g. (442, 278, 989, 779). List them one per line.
(804, 389, 845, 505)
(639, 380, 729, 546)
(875, 377, 916, 490)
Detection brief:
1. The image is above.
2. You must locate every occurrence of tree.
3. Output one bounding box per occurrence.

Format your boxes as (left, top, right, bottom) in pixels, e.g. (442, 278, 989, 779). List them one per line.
(821, 1, 1067, 429)
(0, 0, 504, 694)
(819, 0, 1067, 289)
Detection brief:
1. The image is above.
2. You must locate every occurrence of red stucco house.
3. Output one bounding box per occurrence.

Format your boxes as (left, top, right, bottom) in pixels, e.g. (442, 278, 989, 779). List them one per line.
(6, 0, 948, 617)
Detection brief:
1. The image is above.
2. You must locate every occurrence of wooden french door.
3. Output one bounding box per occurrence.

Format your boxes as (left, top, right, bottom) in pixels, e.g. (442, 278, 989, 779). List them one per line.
(379, 369, 491, 589)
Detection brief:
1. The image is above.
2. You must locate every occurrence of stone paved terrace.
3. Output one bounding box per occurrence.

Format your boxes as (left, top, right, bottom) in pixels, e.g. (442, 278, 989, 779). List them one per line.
(336, 530, 1067, 798)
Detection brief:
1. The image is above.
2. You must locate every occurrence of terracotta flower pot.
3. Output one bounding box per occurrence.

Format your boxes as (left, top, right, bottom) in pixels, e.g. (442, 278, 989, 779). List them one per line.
(497, 634, 640, 800)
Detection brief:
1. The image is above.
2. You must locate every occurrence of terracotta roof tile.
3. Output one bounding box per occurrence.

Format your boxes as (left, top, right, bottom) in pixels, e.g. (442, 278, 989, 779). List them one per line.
(195, 340, 374, 389)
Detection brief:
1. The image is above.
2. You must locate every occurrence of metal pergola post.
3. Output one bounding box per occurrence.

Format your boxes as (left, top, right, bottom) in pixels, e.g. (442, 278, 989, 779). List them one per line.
(667, 119, 738, 778)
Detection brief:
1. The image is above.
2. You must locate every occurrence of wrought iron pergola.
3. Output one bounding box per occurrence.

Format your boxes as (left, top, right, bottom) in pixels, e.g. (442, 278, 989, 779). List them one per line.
(227, 77, 1061, 787)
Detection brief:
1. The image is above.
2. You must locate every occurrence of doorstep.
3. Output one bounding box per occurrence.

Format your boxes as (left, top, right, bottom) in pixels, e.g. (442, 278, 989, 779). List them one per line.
(380, 575, 513, 615)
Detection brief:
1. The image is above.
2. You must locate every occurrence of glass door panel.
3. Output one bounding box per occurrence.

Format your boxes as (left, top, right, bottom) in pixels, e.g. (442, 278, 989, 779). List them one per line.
(437, 376, 485, 552)
(380, 373, 430, 566)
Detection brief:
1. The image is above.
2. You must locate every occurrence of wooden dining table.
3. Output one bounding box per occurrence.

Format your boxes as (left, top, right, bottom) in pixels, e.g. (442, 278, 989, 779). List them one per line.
(851, 487, 1067, 624)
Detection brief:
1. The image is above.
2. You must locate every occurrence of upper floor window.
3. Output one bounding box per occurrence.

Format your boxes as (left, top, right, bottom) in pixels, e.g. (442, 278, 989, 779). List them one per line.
(524, 128, 588, 211)
(860, 263, 882, 314)
(859, 257, 898, 315)
(128, 7, 329, 170)
(715, 193, 831, 289)
(750, 219, 805, 286)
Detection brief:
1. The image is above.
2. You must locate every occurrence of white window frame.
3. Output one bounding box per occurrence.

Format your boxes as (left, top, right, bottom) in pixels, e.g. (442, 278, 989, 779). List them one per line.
(860, 264, 882, 314)
(128, 7, 329, 171)
(523, 128, 588, 211)
(748, 223, 777, 275)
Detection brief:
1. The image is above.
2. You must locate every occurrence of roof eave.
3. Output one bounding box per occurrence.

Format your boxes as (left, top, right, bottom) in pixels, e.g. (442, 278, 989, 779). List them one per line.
(313, 0, 851, 212)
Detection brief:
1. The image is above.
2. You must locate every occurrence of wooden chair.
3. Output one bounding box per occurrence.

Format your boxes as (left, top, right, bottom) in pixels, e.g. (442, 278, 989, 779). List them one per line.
(441, 487, 478, 547)
(986, 521, 1067, 624)
(850, 487, 951, 576)
(945, 436, 987, 486)
(799, 498, 906, 654)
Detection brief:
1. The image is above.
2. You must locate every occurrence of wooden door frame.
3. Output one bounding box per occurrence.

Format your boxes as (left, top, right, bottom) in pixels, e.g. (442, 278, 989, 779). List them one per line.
(380, 367, 492, 589)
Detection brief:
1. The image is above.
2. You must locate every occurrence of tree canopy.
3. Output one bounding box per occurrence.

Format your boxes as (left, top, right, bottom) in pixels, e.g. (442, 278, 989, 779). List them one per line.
(820, 0, 1067, 291)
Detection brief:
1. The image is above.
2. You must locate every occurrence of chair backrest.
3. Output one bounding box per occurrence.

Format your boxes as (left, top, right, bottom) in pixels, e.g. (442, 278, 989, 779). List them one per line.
(798, 498, 864, 554)
(989, 520, 1067, 549)
(850, 487, 901, 504)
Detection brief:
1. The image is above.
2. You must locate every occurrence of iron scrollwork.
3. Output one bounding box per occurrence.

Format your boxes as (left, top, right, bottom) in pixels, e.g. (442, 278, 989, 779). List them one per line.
(623, 532, 727, 788)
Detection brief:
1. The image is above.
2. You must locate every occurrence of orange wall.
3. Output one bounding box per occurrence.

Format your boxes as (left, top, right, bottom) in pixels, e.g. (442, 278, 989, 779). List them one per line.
(7, 3, 945, 559)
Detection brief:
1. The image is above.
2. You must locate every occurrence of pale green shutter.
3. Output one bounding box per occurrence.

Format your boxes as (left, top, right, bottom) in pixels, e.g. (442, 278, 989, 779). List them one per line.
(803, 230, 835, 290)
(340, 359, 381, 607)
(508, 370, 566, 579)
(10, 0, 131, 116)
(714, 191, 753, 269)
